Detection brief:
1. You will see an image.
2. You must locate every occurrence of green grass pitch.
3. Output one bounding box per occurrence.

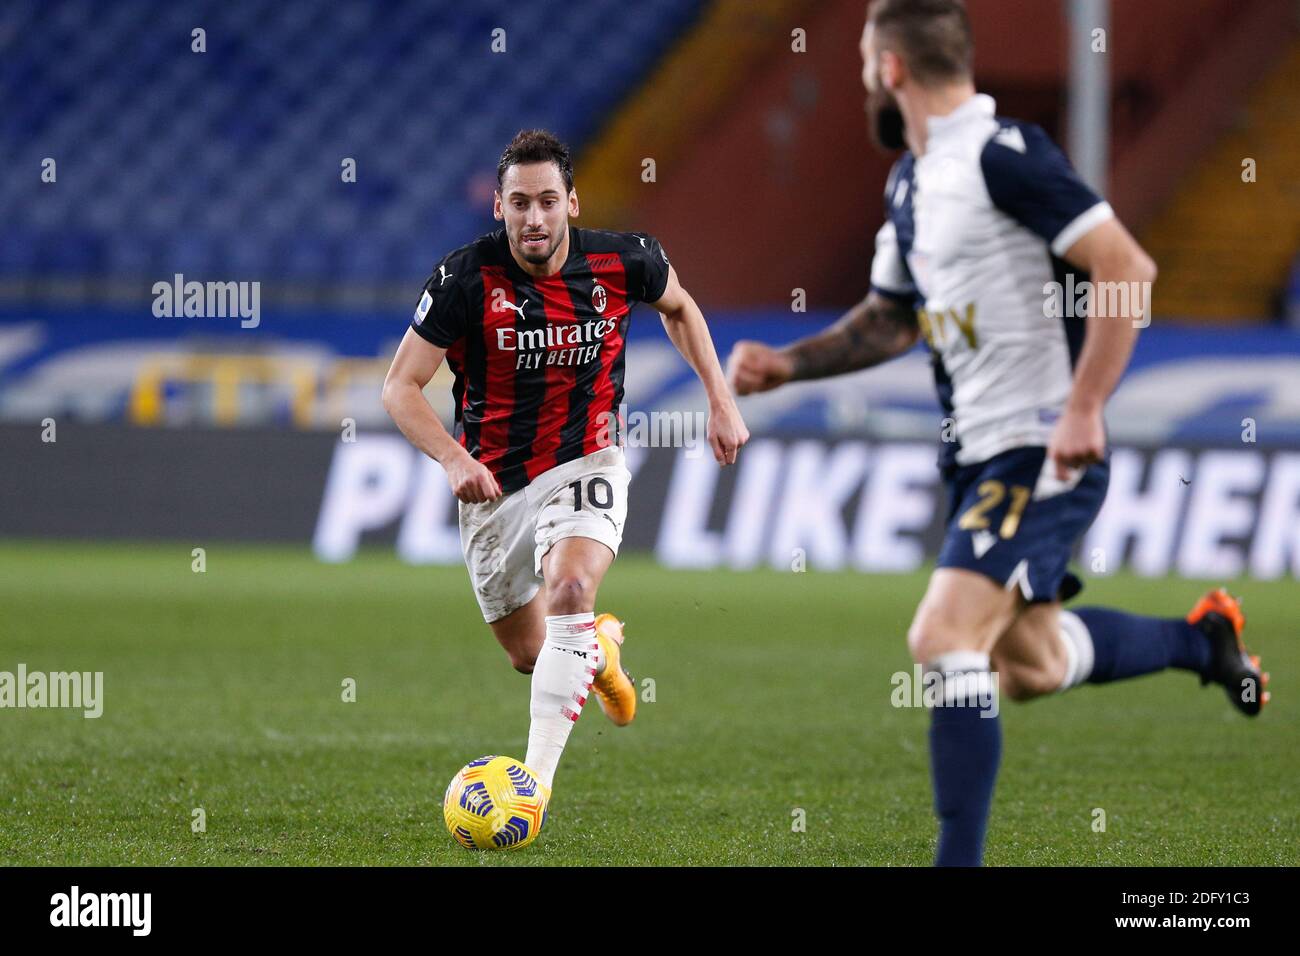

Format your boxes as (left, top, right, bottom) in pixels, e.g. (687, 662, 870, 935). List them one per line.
(0, 541, 1294, 866)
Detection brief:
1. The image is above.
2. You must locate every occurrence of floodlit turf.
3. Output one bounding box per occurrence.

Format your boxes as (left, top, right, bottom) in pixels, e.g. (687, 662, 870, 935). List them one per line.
(0, 541, 1294, 866)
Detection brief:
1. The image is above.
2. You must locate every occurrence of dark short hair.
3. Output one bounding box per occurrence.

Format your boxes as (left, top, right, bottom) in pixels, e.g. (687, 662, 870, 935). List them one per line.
(867, 0, 973, 85)
(497, 129, 575, 193)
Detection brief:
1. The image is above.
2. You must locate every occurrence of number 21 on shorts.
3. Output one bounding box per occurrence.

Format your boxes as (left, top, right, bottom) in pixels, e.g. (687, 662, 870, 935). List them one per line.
(958, 479, 1031, 539)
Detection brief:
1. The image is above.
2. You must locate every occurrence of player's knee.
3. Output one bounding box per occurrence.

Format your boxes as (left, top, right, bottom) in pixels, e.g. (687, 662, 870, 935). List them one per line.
(501, 647, 533, 676)
(907, 615, 972, 665)
(996, 667, 1034, 702)
(994, 657, 1062, 702)
(546, 574, 595, 616)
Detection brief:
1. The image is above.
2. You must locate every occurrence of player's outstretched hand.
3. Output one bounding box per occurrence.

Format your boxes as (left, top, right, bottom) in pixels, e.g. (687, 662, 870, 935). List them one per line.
(1047, 405, 1106, 479)
(708, 400, 750, 466)
(726, 341, 794, 396)
(445, 451, 503, 503)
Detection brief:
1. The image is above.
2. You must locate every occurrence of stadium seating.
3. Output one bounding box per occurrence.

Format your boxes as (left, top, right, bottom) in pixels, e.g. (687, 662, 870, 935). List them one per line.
(0, 0, 703, 291)
(1141, 41, 1300, 319)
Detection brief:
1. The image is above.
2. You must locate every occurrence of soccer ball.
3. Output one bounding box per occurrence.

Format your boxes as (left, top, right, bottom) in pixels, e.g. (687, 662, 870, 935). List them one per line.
(442, 755, 550, 850)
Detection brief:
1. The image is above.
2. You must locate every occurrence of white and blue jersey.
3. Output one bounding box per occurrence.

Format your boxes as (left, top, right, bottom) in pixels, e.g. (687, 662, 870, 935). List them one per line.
(869, 94, 1116, 602)
(869, 93, 1114, 470)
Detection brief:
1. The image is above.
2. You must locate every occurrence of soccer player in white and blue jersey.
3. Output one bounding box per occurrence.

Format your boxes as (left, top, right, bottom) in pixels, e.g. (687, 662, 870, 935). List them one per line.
(728, 0, 1267, 866)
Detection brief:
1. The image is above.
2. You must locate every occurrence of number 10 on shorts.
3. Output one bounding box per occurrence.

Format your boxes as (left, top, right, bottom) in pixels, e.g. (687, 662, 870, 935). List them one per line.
(570, 477, 615, 511)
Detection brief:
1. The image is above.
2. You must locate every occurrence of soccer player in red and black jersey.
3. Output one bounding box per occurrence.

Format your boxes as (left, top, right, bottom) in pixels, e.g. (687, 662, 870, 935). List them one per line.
(383, 129, 748, 797)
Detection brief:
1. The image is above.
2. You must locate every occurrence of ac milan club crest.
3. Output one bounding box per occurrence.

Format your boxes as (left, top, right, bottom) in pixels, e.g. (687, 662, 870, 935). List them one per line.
(591, 283, 607, 313)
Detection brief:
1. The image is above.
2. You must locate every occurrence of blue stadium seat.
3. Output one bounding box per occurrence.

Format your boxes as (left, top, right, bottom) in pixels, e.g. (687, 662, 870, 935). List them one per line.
(0, 0, 706, 294)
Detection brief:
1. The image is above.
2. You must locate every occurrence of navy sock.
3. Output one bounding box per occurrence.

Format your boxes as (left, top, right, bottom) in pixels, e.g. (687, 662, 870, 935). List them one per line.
(1075, 608, 1210, 684)
(927, 659, 1001, 867)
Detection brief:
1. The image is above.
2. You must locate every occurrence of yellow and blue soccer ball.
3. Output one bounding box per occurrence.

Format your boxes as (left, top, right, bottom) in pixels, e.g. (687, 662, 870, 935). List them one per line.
(442, 755, 550, 850)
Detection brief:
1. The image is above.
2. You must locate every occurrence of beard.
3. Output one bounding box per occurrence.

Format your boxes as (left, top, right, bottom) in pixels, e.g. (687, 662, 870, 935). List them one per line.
(514, 224, 564, 264)
(867, 86, 906, 152)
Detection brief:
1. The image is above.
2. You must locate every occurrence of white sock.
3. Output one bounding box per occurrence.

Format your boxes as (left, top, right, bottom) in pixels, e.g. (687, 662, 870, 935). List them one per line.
(1055, 610, 1095, 691)
(925, 650, 997, 708)
(524, 613, 600, 789)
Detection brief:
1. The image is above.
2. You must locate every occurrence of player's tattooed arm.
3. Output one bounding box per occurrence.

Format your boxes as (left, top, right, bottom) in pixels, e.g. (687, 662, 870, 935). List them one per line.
(727, 292, 918, 395)
(786, 291, 919, 380)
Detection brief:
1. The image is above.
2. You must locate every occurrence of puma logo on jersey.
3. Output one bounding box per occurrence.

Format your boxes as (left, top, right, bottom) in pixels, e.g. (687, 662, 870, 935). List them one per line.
(437, 264, 453, 285)
(499, 299, 527, 320)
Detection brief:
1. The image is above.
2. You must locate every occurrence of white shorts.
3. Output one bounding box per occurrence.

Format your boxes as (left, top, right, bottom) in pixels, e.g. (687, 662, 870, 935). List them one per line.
(459, 447, 631, 623)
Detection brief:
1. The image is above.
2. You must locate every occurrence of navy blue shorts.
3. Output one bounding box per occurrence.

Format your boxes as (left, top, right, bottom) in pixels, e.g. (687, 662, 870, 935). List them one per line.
(936, 446, 1109, 603)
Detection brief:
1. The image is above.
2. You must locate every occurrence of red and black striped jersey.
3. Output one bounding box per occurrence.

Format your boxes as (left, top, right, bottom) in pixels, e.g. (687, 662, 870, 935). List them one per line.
(409, 226, 671, 493)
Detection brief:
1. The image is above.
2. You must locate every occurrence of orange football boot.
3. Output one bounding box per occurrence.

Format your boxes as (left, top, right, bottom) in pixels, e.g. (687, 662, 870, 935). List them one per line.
(591, 613, 636, 726)
(1187, 588, 1269, 716)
